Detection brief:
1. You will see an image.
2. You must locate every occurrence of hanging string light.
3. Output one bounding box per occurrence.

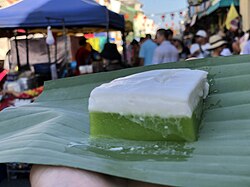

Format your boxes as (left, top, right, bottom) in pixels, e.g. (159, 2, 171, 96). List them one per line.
(171, 13, 175, 20)
(124, 13, 129, 20)
(179, 11, 183, 18)
(143, 7, 186, 30)
(161, 15, 165, 22)
(145, 8, 186, 20)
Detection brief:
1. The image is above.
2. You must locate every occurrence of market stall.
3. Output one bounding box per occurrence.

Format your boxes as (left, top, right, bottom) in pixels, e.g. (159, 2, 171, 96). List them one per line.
(0, 0, 125, 112)
(0, 0, 124, 30)
(0, 0, 125, 78)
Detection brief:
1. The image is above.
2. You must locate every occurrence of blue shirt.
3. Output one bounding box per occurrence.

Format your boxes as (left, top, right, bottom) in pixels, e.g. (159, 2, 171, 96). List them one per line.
(139, 39, 157, 66)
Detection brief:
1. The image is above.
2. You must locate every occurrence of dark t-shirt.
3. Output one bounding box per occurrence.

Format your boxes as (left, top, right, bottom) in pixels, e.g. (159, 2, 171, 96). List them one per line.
(75, 46, 92, 66)
(179, 46, 190, 60)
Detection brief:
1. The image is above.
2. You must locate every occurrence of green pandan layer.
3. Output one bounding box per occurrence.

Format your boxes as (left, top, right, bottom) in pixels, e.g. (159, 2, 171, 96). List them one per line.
(90, 103, 203, 142)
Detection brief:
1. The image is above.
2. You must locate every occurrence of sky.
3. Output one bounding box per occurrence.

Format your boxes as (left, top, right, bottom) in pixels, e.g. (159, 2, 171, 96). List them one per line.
(139, 0, 188, 29)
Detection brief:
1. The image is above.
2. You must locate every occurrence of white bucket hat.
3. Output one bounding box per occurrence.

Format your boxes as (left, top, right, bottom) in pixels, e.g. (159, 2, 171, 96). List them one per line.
(195, 30, 207, 38)
(208, 35, 227, 50)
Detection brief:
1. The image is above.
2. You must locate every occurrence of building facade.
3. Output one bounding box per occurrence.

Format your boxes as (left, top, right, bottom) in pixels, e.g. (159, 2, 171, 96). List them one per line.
(187, 0, 240, 33)
(96, 0, 156, 38)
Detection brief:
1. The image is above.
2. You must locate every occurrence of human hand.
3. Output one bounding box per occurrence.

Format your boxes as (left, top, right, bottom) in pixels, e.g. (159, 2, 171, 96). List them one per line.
(30, 165, 127, 187)
(30, 165, 170, 187)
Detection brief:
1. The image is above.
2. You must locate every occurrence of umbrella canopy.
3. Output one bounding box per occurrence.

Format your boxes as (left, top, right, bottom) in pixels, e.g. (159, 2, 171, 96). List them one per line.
(0, 0, 125, 31)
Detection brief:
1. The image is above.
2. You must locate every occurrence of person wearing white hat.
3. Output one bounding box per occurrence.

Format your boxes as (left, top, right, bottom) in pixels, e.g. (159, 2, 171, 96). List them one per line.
(189, 30, 210, 58)
(208, 35, 227, 57)
(196, 30, 207, 38)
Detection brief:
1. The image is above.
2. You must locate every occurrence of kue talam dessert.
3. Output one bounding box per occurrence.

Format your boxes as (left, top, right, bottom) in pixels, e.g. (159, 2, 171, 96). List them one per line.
(89, 69, 209, 142)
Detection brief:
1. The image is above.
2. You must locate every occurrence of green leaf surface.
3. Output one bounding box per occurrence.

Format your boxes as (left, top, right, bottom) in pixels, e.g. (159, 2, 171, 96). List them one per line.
(1, 55, 250, 187)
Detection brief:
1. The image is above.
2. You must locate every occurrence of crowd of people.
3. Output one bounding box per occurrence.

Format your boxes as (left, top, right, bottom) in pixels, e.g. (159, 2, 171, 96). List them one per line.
(73, 21, 250, 76)
(126, 26, 250, 67)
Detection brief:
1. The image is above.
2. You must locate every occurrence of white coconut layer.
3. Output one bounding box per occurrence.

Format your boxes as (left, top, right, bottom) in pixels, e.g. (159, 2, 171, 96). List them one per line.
(89, 69, 209, 118)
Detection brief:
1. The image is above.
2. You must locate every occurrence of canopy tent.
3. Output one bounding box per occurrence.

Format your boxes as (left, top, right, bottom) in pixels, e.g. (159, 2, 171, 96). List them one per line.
(0, 0, 126, 74)
(0, 0, 125, 32)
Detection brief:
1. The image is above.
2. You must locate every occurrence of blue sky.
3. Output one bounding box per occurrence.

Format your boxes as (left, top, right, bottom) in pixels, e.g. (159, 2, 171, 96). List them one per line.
(139, 0, 188, 28)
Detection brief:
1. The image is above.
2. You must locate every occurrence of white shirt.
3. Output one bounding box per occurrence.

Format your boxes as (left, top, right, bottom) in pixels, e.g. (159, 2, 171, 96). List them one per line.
(190, 43, 210, 58)
(221, 48, 232, 56)
(152, 41, 179, 64)
(242, 40, 250, 54)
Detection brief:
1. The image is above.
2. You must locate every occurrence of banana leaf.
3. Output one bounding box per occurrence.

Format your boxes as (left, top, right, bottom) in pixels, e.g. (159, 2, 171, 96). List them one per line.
(1, 55, 250, 187)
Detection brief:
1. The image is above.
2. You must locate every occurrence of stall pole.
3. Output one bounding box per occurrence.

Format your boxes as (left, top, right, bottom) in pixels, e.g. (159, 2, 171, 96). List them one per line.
(55, 35, 58, 64)
(62, 19, 68, 65)
(122, 31, 127, 65)
(105, 8, 110, 43)
(46, 18, 68, 64)
(46, 17, 67, 79)
(46, 40, 52, 65)
(46, 18, 52, 65)
(25, 29, 30, 68)
(14, 31, 21, 70)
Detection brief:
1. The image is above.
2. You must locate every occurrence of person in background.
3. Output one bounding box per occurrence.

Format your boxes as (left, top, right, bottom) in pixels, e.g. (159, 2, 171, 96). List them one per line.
(126, 40, 133, 66)
(220, 46, 232, 56)
(208, 35, 227, 57)
(75, 37, 93, 75)
(225, 19, 242, 55)
(242, 30, 250, 54)
(239, 30, 248, 53)
(183, 23, 194, 49)
(218, 30, 232, 56)
(139, 34, 157, 66)
(152, 29, 179, 64)
(100, 43, 123, 71)
(139, 37, 146, 46)
(166, 29, 174, 41)
(172, 35, 190, 60)
(189, 30, 210, 58)
(130, 39, 140, 67)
